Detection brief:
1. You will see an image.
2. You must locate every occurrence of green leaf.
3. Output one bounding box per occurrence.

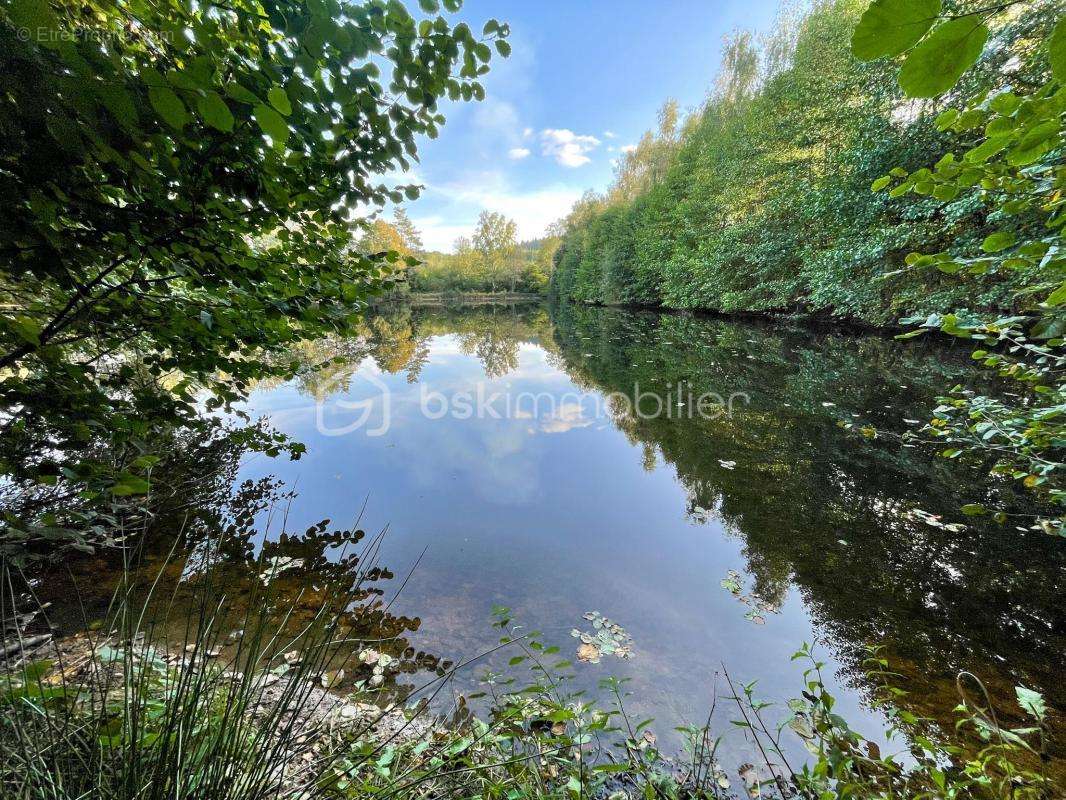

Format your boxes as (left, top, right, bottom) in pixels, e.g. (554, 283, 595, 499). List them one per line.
(418, 0, 439, 12)
(111, 474, 150, 496)
(225, 82, 259, 104)
(960, 503, 986, 516)
(851, 0, 941, 61)
(981, 231, 1015, 253)
(7, 315, 42, 345)
(1015, 686, 1047, 721)
(253, 104, 289, 148)
(1050, 15, 1066, 83)
(1045, 282, 1066, 307)
(95, 83, 139, 129)
(8, 0, 62, 49)
(934, 108, 959, 131)
(870, 175, 892, 192)
(148, 87, 190, 129)
(1007, 120, 1059, 166)
(197, 91, 234, 133)
(267, 86, 292, 116)
(898, 18, 988, 98)
(495, 39, 511, 58)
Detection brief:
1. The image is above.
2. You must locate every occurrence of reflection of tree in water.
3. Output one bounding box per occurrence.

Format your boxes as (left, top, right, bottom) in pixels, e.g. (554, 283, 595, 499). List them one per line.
(276, 303, 553, 389)
(33, 422, 448, 702)
(456, 330, 519, 379)
(550, 302, 1066, 768)
(368, 314, 432, 382)
(392, 304, 551, 380)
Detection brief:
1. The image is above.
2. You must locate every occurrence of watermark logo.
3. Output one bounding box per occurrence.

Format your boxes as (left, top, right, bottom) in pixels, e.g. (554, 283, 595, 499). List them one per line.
(314, 376, 748, 438)
(315, 370, 391, 437)
(14, 25, 175, 44)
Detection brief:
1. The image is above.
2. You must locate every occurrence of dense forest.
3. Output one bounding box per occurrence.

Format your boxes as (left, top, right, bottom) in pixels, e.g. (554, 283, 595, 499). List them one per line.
(551, 0, 1057, 325)
(551, 0, 1066, 529)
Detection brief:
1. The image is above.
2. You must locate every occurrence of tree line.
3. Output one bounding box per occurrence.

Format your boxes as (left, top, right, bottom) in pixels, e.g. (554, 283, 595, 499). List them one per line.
(360, 209, 560, 294)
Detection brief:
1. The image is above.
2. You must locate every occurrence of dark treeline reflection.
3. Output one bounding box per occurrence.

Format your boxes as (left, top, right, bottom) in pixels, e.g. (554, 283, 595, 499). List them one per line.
(547, 303, 1065, 747)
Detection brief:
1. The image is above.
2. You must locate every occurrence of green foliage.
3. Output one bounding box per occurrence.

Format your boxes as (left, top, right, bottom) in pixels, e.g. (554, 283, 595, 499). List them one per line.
(851, 0, 940, 61)
(409, 214, 558, 294)
(0, 0, 509, 551)
(858, 4, 1066, 526)
(550, 0, 1064, 523)
(897, 16, 990, 98)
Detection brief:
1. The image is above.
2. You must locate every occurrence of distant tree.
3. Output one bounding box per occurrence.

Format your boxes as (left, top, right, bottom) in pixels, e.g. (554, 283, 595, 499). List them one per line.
(360, 219, 407, 256)
(716, 29, 760, 104)
(392, 208, 424, 255)
(472, 211, 519, 291)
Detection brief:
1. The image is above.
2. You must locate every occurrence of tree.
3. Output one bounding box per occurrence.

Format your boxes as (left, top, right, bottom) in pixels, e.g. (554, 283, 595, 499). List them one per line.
(392, 208, 424, 255)
(715, 30, 760, 104)
(361, 219, 408, 256)
(0, 0, 510, 547)
(472, 210, 519, 291)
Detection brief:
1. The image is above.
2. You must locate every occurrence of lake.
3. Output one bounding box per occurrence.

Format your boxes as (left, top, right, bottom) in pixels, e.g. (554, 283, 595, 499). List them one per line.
(40, 302, 1066, 769)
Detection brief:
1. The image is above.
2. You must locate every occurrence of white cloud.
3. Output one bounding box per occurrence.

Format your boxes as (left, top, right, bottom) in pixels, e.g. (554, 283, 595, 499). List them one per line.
(603, 130, 617, 139)
(540, 129, 601, 168)
(522, 127, 533, 138)
(620, 144, 638, 154)
(508, 147, 531, 160)
(473, 99, 521, 142)
(415, 172, 584, 250)
(409, 215, 477, 252)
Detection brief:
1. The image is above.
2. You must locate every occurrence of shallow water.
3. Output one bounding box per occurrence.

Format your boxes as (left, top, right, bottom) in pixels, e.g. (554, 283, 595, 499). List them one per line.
(42, 302, 1066, 768)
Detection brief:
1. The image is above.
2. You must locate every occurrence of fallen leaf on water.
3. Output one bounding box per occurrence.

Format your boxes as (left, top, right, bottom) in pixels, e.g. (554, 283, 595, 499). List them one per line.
(577, 643, 601, 664)
(738, 763, 760, 798)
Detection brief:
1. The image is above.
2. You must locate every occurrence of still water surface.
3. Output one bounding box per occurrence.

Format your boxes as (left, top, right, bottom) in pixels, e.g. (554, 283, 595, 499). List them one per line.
(228, 302, 1064, 763)
(43, 302, 1065, 768)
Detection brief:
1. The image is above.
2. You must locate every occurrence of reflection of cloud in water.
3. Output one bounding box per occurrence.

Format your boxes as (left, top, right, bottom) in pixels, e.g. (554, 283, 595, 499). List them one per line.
(384, 414, 544, 505)
(536, 401, 593, 434)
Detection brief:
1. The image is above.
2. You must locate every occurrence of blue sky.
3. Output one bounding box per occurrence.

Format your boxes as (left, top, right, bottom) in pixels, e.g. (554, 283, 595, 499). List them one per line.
(386, 0, 780, 251)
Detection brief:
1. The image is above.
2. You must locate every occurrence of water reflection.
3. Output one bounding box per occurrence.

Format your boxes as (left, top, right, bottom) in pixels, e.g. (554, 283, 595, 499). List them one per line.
(35, 302, 1066, 771)
(33, 424, 449, 703)
(547, 304, 1065, 738)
